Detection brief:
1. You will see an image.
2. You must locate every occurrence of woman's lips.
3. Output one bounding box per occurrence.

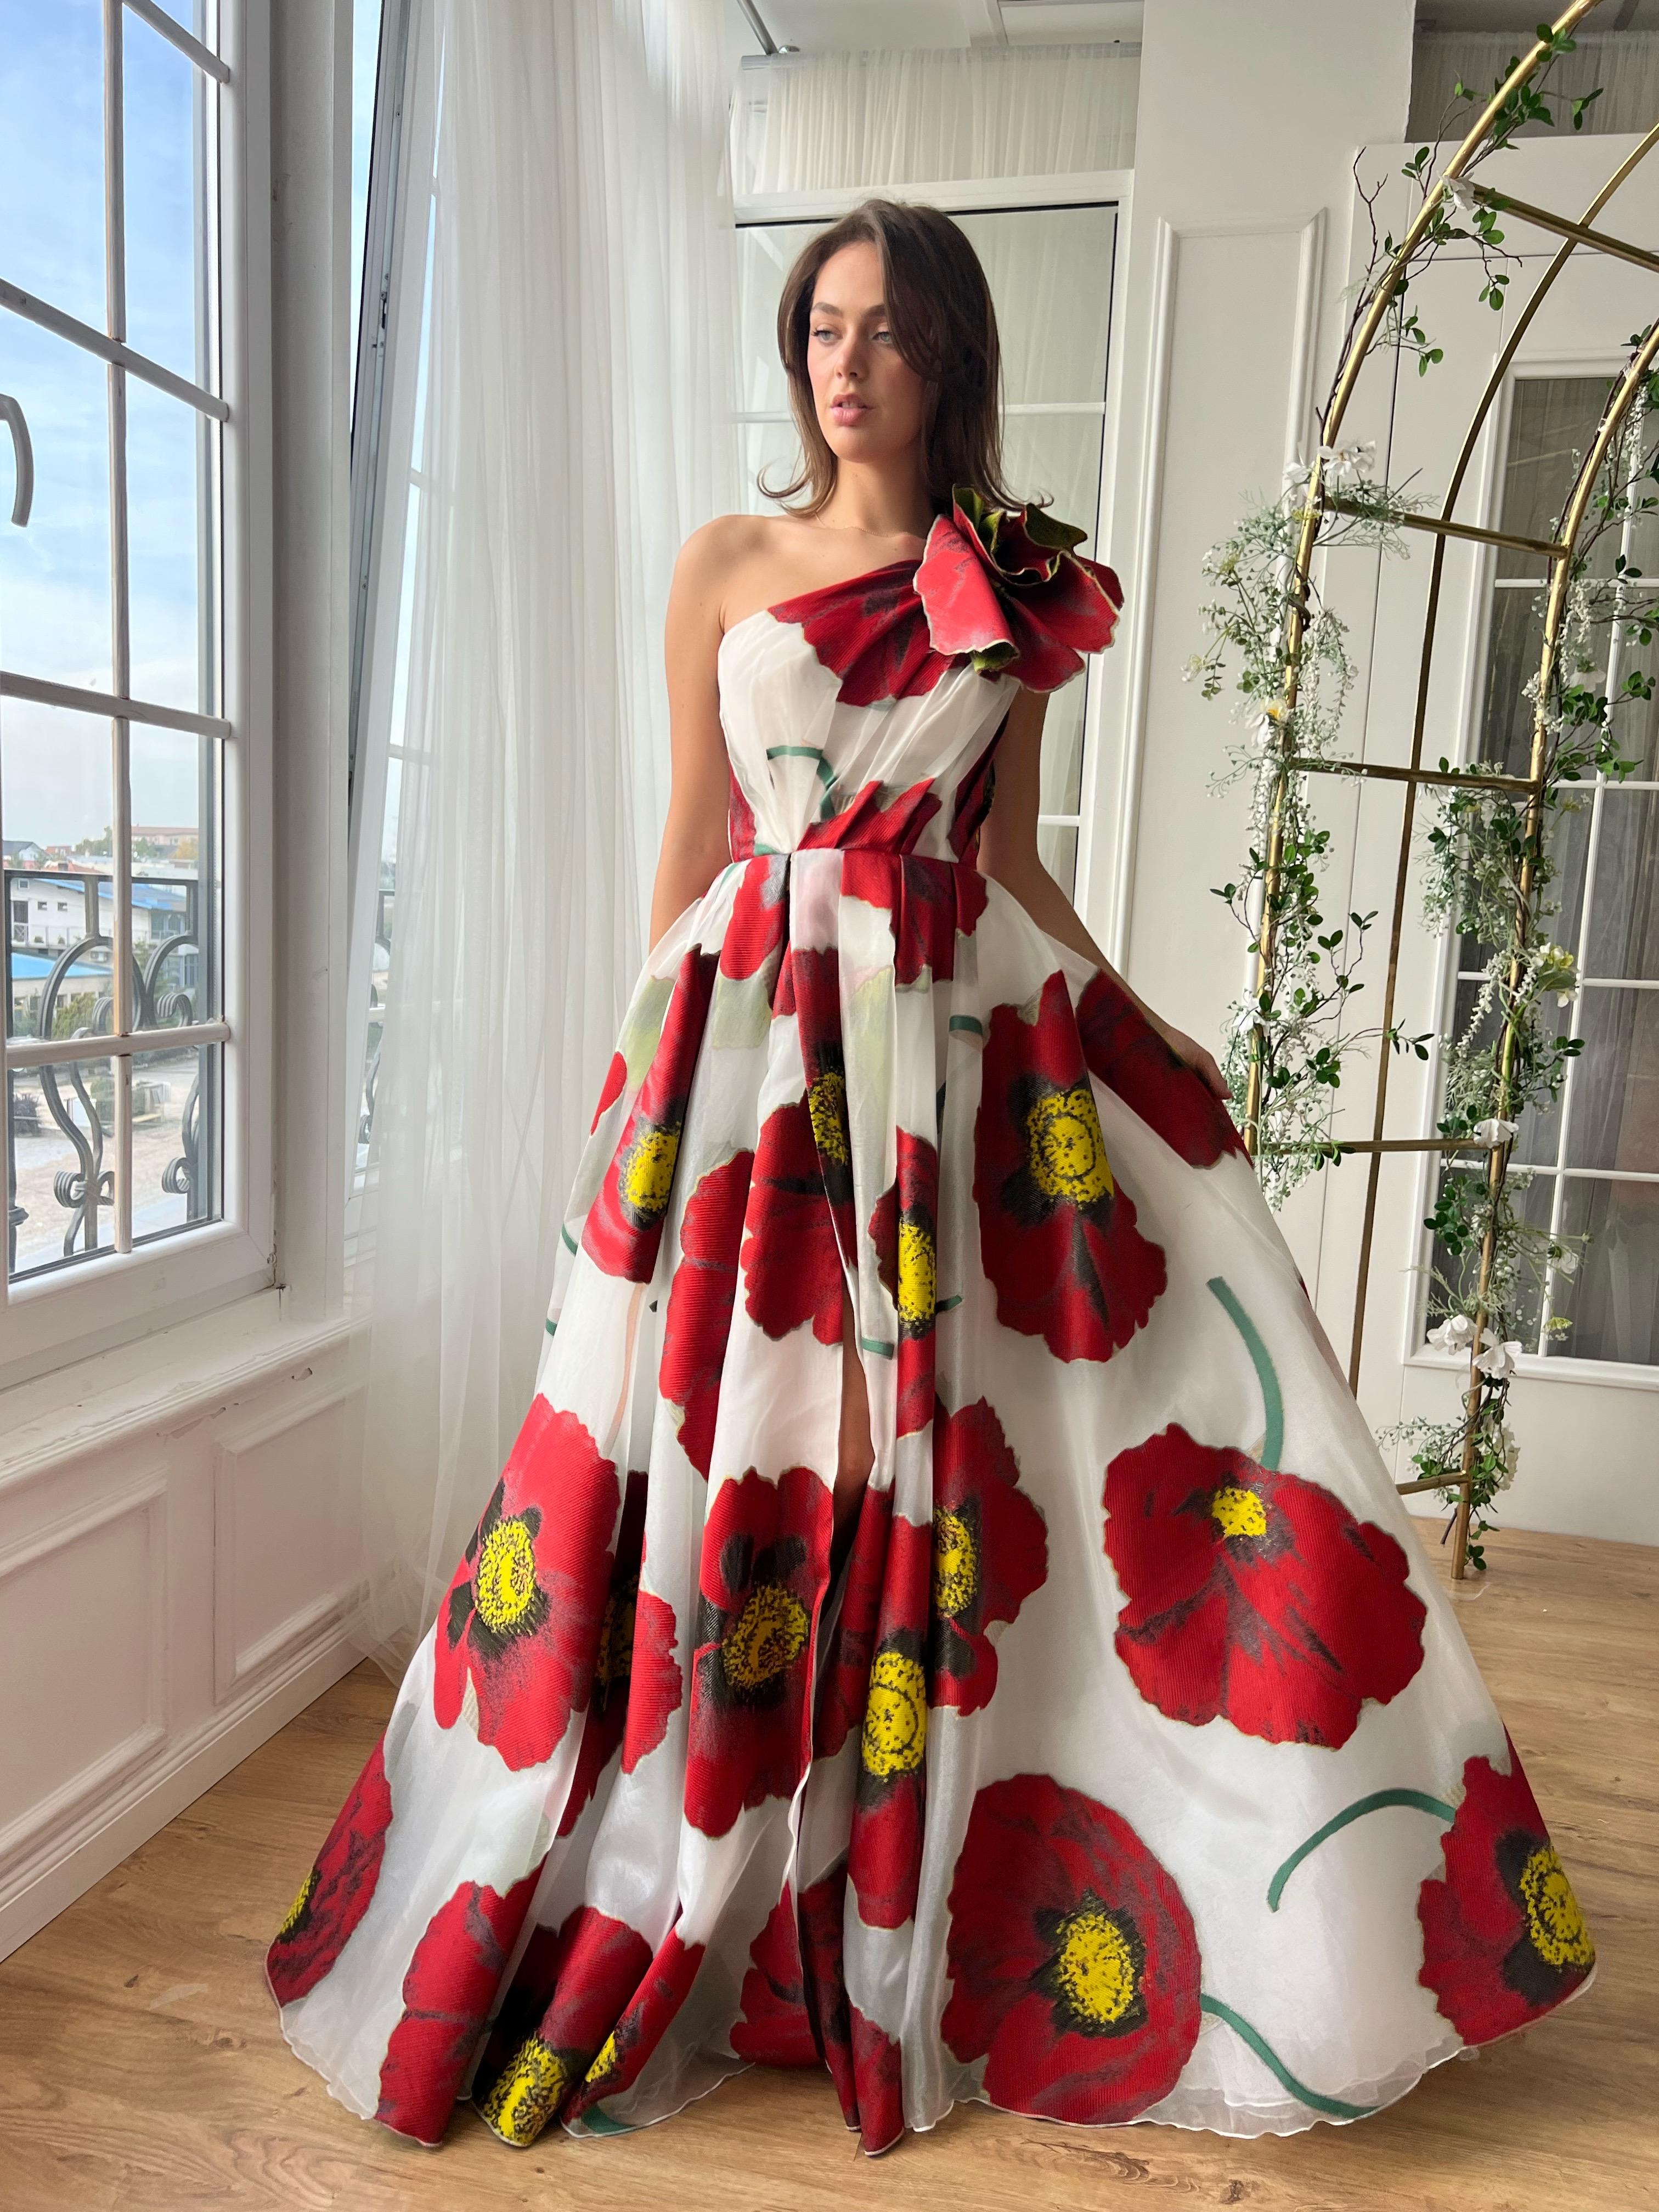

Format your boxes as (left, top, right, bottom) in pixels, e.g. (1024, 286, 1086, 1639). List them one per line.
(830, 398, 870, 425)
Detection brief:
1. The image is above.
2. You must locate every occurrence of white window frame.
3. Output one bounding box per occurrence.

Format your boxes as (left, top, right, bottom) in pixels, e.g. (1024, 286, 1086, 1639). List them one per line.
(0, 0, 274, 1387)
(1408, 351, 1659, 1391)
(731, 171, 1135, 923)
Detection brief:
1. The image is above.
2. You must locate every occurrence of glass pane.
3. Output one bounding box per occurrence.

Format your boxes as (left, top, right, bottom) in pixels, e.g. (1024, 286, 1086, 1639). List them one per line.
(126, 377, 215, 712)
(133, 1037, 219, 1240)
(737, 223, 809, 419)
(1038, 820, 1077, 900)
(1001, 412, 1105, 553)
(954, 205, 1115, 407)
(1475, 585, 1545, 776)
(1549, 1176, 1659, 1364)
(8, 1053, 115, 1278)
(351, 0, 385, 397)
(123, 3, 209, 383)
(741, 419, 803, 520)
(0, 315, 113, 691)
(0, 0, 106, 332)
(131, 724, 219, 1026)
(2, 699, 115, 1040)
(1444, 974, 1569, 1167)
(1040, 679, 1084, 818)
(1582, 789, 1659, 981)
(1564, 988, 1659, 1172)
(1496, 376, 1615, 580)
(142, 2, 211, 30)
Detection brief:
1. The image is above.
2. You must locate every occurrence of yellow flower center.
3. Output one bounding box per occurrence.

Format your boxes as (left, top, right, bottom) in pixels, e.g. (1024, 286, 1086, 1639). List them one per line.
(932, 1507, 979, 1618)
(1025, 1085, 1113, 1206)
(721, 1581, 810, 1691)
(1052, 1904, 1138, 2030)
(594, 1576, 637, 1700)
(479, 2036, 574, 2144)
(473, 1515, 539, 1635)
(584, 2030, 620, 2087)
(861, 1648, 928, 1779)
(809, 1070, 850, 1167)
(276, 1867, 317, 1940)
(1518, 1844, 1594, 1971)
(622, 1124, 680, 1220)
(1210, 1485, 1268, 1540)
(896, 1218, 936, 1329)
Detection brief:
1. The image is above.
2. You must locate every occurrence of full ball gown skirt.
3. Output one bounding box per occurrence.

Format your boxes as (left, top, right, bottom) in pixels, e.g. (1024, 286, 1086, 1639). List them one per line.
(266, 544, 1595, 2155)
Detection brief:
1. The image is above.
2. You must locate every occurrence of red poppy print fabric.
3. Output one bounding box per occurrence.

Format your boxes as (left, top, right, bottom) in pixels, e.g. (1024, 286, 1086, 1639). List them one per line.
(271, 500, 1592, 2154)
(1103, 1423, 1426, 1748)
(974, 972, 1167, 1362)
(1418, 1735, 1595, 2043)
(942, 1773, 1201, 2125)
(433, 1397, 621, 1771)
(685, 1465, 833, 1837)
(267, 1738, 394, 2004)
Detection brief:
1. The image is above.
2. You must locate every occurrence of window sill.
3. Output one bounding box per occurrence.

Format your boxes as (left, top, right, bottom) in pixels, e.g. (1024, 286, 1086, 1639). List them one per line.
(1404, 1347, 1659, 1394)
(0, 1285, 356, 1498)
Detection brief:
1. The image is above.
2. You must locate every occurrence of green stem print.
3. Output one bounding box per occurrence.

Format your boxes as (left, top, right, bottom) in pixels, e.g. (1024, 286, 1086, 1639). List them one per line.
(1207, 1274, 1283, 1470)
(1267, 1789, 1457, 1913)
(1197, 1993, 1377, 2121)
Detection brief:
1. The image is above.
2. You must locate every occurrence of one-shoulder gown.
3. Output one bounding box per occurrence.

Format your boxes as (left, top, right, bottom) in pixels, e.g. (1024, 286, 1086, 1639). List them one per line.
(265, 524, 1595, 2155)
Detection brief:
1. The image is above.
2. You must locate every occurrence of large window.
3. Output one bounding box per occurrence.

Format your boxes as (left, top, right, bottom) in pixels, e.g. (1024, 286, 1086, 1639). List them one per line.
(0, 1, 267, 1371)
(735, 188, 1121, 898)
(1429, 373, 1659, 1365)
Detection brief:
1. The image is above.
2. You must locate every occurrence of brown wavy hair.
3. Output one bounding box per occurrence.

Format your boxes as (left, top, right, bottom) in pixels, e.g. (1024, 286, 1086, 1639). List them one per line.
(765, 199, 1026, 520)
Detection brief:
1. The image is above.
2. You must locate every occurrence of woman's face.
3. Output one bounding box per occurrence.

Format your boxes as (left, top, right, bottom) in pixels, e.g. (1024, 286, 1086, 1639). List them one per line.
(804, 240, 929, 477)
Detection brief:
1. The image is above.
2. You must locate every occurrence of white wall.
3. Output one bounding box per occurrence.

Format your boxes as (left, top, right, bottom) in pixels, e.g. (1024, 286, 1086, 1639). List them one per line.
(0, 5, 363, 1963)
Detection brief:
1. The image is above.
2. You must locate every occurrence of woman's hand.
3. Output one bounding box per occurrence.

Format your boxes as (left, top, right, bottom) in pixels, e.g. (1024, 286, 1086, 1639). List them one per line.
(1148, 1013, 1231, 1102)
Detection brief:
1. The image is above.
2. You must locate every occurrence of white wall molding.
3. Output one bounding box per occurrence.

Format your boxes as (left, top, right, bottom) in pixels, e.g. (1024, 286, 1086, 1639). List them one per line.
(0, 1477, 168, 1878)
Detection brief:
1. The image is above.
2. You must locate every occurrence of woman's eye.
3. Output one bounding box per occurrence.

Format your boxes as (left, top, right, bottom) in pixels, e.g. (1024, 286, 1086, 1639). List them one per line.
(873, 328, 894, 345)
(811, 326, 837, 342)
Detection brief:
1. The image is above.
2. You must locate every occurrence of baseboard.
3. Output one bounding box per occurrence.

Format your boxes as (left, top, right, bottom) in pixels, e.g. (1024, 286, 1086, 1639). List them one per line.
(0, 1624, 366, 1965)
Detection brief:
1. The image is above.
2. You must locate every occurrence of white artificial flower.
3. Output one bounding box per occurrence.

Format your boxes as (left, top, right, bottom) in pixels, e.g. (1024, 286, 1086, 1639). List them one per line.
(1496, 1422, 1520, 1491)
(1428, 1312, 1484, 1353)
(1532, 941, 1577, 1006)
(1470, 1117, 1517, 1147)
(1441, 175, 1480, 222)
(1554, 1248, 1581, 1278)
(1473, 1337, 1523, 1380)
(1233, 1005, 1262, 1036)
(1317, 441, 1376, 489)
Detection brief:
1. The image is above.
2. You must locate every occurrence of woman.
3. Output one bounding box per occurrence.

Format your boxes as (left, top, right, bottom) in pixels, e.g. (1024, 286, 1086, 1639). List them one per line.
(267, 201, 1594, 2154)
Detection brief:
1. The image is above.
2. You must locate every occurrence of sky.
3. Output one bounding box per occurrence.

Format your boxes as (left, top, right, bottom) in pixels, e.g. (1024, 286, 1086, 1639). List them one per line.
(0, 0, 380, 849)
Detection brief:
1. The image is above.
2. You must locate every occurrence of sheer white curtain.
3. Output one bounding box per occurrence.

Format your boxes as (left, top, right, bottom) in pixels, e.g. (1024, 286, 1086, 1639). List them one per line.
(345, 0, 740, 1678)
(1409, 32, 1659, 141)
(733, 44, 1139, 197)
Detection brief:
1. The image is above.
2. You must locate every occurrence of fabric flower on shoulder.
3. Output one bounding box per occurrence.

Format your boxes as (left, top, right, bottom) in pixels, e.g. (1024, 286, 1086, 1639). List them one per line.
(916, 487, 1122, 694)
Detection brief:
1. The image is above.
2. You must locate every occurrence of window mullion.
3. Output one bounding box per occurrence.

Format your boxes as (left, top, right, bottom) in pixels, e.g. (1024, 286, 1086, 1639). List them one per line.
(104, 0, 135, 1255)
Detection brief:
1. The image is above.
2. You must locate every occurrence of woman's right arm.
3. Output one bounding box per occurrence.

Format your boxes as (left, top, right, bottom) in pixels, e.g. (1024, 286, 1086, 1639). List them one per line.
(650, 521, 746, 949)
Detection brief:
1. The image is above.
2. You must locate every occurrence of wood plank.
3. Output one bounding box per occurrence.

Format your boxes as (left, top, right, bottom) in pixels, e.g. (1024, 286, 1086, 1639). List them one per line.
(0, 1527, 1652, 2212)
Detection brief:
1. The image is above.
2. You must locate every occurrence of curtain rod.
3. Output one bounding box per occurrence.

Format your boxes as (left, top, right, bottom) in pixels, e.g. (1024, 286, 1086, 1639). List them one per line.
(738, 42, 1142, 69)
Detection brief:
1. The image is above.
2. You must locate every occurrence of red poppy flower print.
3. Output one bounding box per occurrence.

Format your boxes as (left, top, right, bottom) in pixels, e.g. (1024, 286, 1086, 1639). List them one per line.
(583, 946, 716, 1283)
(842, 850, 988, 987)
(555, 1472, 684, 1837)
(797, 1860, 858, 2119)
(848, 1510, 932, 1930)
(473, 1904, 653, 2146)
(567, 1924, 706, 2121)
(432, 1396, 621, 1771)
(1076, 969, 1245, 1169)
(942, 1773, 1200, 2125)
(267, 1737, 394, 2005)
(812, 1482, 893, 1760)
(974, 972, 1166, 1363)
(375, 1867, 544, 2144)
(1419, 1735, 1595, 2044)
(728, 770, 759, 862)
(1103, 1424, 1426, 1748)
(685, 1465, 833, 1837)
(930, 1398, 1047, 1717)
(660, 1149, 753, 1477)
(798, 776, 941, 856)
(771, 561, 944, 706)
(590, 1050, 627, 1135)
(949, 734, 1001, 860)
(731, 1888, 819, 2068)
(722, 854, 789, 983)
(850, 2009, 905, 2153)
(790, 950, 859, 1273)
(868, 1128, 940, 1437)
(916, 489, 1122, 694)
(742, 1097, 844, 1346)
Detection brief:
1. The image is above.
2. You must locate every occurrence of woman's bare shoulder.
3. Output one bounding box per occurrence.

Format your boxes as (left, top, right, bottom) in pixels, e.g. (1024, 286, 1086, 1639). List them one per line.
(675, 513, 813, 631)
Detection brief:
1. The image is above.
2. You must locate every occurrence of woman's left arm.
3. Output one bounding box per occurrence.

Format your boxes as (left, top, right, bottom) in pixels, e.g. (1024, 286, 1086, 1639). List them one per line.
(974, 682, 1231, 1101)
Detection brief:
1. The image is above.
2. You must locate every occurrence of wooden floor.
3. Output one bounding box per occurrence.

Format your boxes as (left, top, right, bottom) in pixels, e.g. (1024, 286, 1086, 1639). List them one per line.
(1, 1526, 1653, 2212)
